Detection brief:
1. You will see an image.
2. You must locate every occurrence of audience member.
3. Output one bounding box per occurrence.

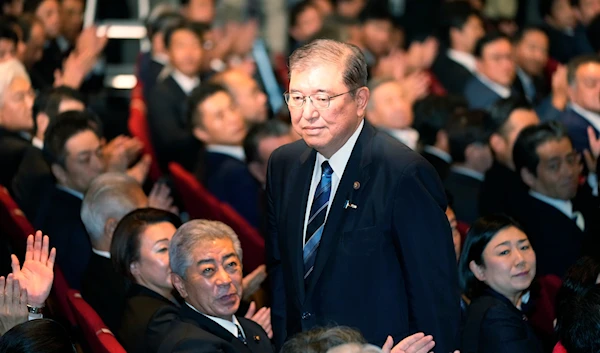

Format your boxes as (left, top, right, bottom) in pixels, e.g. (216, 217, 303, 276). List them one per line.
(58, 0, 84, 51)
(557, 285, 600, 353)
(0, 20, 17, 62)
(14, 14, 45, 71)
(512, 26, 551, 106)
(1, 0, 23, 16)
(350, 4, 393, 67)
(572, 0, 600, 26)
(0, 274, 26, 335)
(244, 120, 293, 187)
(289, 1, 324, 53)
(0, 319, 75, 352)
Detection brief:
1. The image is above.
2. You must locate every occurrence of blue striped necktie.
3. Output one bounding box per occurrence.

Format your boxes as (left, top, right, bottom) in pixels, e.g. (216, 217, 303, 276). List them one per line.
(304, 161, 333, 281)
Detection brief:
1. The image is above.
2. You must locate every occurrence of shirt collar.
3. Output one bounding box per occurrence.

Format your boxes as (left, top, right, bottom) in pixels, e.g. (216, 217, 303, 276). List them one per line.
(451, 165, 485, 182)
(316, 120, 364, 179)
(516, 67, 533, 87)
(56, 185, 84, 200)
(171, 69, 200, 95)
(152, 53, 169, 65)
(423, 145, 453, 164)
(475, 73, 512, 98)
(529, 190, 574, 218)
(206, 145, 246, 162)
(92, 248, 111, 259)
(447, 49, 477, 73)
(381, 127, 419, 150)
(31, 136, 43, 149)
(185, 302, 244, 338)
(570, 103, 600, 133)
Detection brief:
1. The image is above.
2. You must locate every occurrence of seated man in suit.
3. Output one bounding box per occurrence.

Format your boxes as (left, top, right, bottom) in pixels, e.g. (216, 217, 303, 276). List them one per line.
(561, 55, 600, 153)
(511, 121, 600, 277)
(479, 97, 540, 217)
(444, 110, 492, 225)
(431, 1, 485, 96)
(188, 83, 261, 229)
(413, 95, 468, 181)
(210, 69, 269, 126)
(160, 219, 273, 353)
(147, 21, 204, 172)
(366, 77, 419, 150)
(513, 26, 553, 107)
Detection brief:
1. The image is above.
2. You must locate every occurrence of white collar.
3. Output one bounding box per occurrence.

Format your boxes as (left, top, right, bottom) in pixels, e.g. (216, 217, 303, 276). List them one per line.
(206, 145, 246, 162)
(381, 127, 419, 150)
(171, 69, 200, 95)
(475, 73, 512, 98)
(451, 165, 485, 182)
(569, 103, 600, 133)
(56, 36, 71, 53)
(92, 248, 111, 259)
(31, 136, 44, 149)
(516, 67, 533, 87)
(423, 145, 453, 164)
(447, 49, 477, 73)
(185, 302, 244, 338)
(529, 190, 574, 218)
(152, 53, 169, 65)
(56, 185, 84, 200)
(316, 120, 364, 179)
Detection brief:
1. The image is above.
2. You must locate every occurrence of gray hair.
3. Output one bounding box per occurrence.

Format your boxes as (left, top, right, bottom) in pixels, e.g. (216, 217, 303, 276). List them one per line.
(0, 59, 30, 106)
(366, 76, 397, 111)
(81, 173, 147, 242)
(169, 220, 243, 278)
(281, 326, 367, 353)
(289, 39, 368, 95)
(327, 343, 383, 353)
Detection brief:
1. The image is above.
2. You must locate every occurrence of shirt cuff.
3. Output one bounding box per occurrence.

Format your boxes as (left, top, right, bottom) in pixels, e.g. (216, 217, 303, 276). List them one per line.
(588, 172, 598, 197)
(28, 313, 43, 320)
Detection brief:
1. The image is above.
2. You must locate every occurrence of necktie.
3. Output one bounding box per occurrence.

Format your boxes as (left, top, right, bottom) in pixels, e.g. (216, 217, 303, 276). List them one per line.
(304, 161, 333, 281)
(236, 324, 247, 345)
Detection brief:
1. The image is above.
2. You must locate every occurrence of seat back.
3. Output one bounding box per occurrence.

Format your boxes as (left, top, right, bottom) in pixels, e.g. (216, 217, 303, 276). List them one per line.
(0, 186, 33, 257)
(67, 290, 126, 353)
(50, 267, 78, 328)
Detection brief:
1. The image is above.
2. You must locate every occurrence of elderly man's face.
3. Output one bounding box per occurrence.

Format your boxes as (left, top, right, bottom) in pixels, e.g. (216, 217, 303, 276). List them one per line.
(568, 62, 600, 114)
(175, 237, 243, 320)
(289, 62, 368, 158)
(1, 76, 34, 131)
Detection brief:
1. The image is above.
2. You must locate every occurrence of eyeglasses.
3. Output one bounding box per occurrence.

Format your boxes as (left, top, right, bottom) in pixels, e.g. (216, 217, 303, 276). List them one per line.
(283, 87, 361, 109)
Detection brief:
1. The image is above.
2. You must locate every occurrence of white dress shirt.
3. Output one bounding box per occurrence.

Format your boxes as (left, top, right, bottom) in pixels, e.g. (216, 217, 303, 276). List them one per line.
(529, 190, 585, 231)
(302, 120, 365, 245)
(206, 145, 246, 162)
(92, 248, 111, 259)
(171, 69, 200, 95)
(56, 185, 84, 200)
(570, 103, 600, 134)
(451, 165, 485, 182)
(185, 302, 245, 339)
(382, 127, 419, 150)
(31, 136, 44, 150)
(447, 49, 477, 73)
(423, 145, 453, 164)
(476, 73, 512, 99)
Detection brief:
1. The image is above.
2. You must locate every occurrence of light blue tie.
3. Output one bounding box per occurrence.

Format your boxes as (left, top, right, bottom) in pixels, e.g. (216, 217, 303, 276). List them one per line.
(304, 161, 333, 281)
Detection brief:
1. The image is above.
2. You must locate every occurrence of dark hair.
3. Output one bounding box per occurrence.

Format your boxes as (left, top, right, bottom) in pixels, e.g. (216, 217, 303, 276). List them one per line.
(587, 15, 600, 52)
(439, 1, 483, 47)
(512, 121, 570, 177)
(243, 120, 290, 164)
(555, 257, 600, 333)
(446, 110, 489, 163)
(22, 0, 45, 14)
(289, 0, 317, 29)
(358, 3, 393, 25)
(485, 96, 533, 138)
(34, 86, 85, 123)
(569, 0, 582, 7)
(559, 285, 600, 353)
(0, 19, 18, 45)
(0, 319, 76, 353)
(539, 0, 556, 18)
(187, 82, 230, 129)
(42, 110, 101, 167)
(146, 9, 183, 41)
(567, 55, 600, 85)
(512, 25, 547, 45)
(458, 215, 525, 299)
(281, 326, 367, 353)
(474, 32, 510, 58)
(164, 21, 203, 49)
(413, 95, 468, 147)
(111, 208, 182, 281)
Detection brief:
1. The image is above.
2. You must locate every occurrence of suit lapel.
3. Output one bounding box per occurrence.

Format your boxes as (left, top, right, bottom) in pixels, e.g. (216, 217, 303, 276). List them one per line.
(305, 123, 375, 296)
(180, 305, 250, 352)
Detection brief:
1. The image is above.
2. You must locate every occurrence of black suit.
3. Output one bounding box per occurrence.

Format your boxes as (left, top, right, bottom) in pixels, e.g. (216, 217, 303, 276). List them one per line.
(31, 39, 65, 90)
(11, 145, 53, 221)
(157, 304, 273, 353)
(81, 253, 127, 332)
(421, 147, 451, 181)
(461, 289, 543, 353)
(478, 161, 528, 217)
(431, 51, 475, 96)
(266, 121, 460, 351)
(444, 169, 482, 225)
(543, 24, 594, 64)
(118, 284, 179, 353)
(147, 75, 201, 172)
(0, 128, 30, 188)
(138, 52, 166, 102)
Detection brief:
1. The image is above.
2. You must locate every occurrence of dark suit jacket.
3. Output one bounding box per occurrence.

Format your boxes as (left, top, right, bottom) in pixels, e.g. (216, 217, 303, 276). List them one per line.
(478, 161, 528, 217)
(431, 51, 475, 96)
(202, 151, 261, 229)
(266, 121, 460, 351)
(147, 75, 201, 172)
(138, 52, 165, 102)
(119, 284, 179, 353)
(461, 289, 543, 353)
(444, 169, 482, 225)
(560, 106, 598, 153)
(157, 304, 273, 353)
(81, 253, 127, 332)
(30, 39, 64, 90)
(512, 71, 549, 108)
(33, 186, 90, 289)
(11, 145, 53, 221)
(463, 76, 505, 110)
(0, 128, 30, 188)
(421, 148, 451, 181)
(544, 24, 594, 64)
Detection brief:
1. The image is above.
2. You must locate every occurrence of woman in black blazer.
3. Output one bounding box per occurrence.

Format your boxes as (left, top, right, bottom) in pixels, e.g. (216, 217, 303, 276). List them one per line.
(110, 208, 183, 353)
(458, 215, 543, 353)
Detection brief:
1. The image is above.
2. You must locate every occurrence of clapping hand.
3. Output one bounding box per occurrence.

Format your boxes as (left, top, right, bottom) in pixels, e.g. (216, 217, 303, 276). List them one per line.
(148, 182, 178, 214)
(244, 301, 272, 338)
(0, 274, 28, 335)
(381, 333, 434, 353)
(584, 126, 600, 173)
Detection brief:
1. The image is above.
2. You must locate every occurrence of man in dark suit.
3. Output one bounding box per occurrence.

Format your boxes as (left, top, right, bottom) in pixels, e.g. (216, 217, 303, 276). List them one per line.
(512, 26, 552, 107)
(511, 121, 600, 277)
(560, 55, 600, 153)
(147, 21, 204, 172)
(479, 97, 540, 217)
(162, 220, 273, 353)
(431, 1, 485, 96)
(267, 40, 460, 351)
(444, 110, 492, 225)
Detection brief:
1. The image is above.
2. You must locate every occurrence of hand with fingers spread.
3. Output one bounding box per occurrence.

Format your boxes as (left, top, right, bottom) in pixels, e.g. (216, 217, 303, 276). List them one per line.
(244, 301, 272, 338)
(584, 126, 600, 173)
(242, 265, 267, 300)
(0, 274, 28, 335)
(381, 332, 435, 353)
(148, 182, 178, 213)
(11, 231, 56, 308)
(127, 154, 152, 185)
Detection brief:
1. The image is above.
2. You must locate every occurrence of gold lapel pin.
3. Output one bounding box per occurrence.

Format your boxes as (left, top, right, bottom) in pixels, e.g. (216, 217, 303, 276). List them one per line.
(254, 336, 260, 342)
(353, 181, 360, 190)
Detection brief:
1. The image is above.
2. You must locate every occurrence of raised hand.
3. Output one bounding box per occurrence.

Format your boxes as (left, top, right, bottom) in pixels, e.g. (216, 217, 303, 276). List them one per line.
(584, 126, 600, 173)
(381, 333, 435, 353)
(244, 301, 272, 338)
(148, 182, 178, 213)
(11, 231, 56, 308)
(0, 274, 28, 335)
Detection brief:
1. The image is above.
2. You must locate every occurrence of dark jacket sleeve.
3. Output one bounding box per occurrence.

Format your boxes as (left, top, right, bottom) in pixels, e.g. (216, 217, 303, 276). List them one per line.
(479, 305, 543, 353)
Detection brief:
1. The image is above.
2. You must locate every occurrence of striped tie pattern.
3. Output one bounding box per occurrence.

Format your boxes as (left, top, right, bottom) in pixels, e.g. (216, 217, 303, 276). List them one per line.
(304, 161, 333, 281)
(236, 324, 247, 345)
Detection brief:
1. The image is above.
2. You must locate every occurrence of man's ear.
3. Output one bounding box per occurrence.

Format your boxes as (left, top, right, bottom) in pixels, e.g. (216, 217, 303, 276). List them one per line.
(50, 163, 69, 186)
(104, 217, 118, 240)
(469, 260, 486, 281)
(489, 133, 505, 155)
(36, 113, 50, 138)
(192, 126, 211, 144)
(171, 273, 188, 299)
(520, 167, 536, 189)
(356, 86, 370, 118)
